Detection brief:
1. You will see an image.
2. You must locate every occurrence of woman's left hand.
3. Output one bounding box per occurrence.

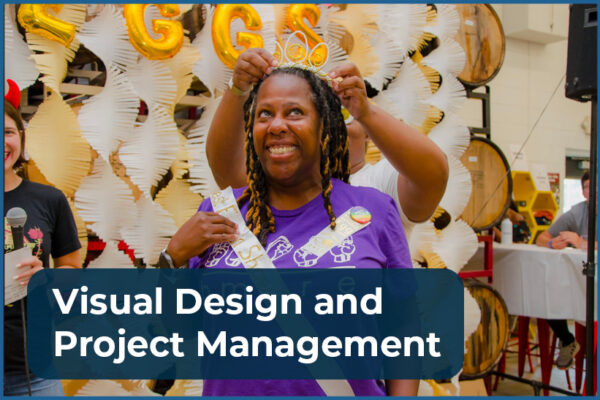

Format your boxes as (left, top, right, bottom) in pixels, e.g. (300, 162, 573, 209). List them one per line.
(14, 256, 43, 287)
(329, 63, 371, 121)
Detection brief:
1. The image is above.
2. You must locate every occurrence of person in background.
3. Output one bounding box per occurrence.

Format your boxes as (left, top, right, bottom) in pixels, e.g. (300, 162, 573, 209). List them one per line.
(537, 171, 589, 250)
(4, 80, 82, 396)
(535, 170, 589, 369)
(206, 48, 449, 237)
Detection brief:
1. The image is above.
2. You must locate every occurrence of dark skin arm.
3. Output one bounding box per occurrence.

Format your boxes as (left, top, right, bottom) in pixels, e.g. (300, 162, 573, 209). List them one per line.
(206, 49, 448, 223)
(206, 48, 278, 188)
(385, 379, 419, 396)
(329, 64, 449, 222)
(166, 212, 239, 267)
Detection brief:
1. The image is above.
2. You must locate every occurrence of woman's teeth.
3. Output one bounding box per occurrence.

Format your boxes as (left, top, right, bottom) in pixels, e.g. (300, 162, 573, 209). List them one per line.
(269, 146, 295, 155)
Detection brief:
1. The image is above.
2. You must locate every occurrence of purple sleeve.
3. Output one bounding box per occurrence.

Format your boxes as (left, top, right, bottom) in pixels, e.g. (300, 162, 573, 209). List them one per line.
(187, 197, 215, 269)
(379, 196, 412, 269)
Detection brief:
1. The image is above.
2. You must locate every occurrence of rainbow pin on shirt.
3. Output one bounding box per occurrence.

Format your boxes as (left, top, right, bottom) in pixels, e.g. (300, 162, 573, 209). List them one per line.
(350, 206, 371, 224)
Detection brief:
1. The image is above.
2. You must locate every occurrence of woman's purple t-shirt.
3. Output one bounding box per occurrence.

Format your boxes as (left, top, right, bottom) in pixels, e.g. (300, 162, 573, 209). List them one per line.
(188, 179, 412, 395)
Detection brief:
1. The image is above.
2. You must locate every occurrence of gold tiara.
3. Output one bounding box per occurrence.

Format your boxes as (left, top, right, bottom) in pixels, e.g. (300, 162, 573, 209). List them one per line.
(273, 31, 332, 85)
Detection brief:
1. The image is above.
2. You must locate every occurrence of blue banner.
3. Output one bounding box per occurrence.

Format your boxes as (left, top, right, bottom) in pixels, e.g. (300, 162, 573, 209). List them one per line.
(27, 268, 463, 380)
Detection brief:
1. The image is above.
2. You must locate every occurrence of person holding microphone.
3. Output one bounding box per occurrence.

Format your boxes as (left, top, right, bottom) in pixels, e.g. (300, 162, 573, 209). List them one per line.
(4, 80, 82, 396)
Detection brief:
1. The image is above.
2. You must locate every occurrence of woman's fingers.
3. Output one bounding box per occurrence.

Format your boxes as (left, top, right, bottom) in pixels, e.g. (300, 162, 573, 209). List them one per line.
(203, 212, 238, 231)
(233, 48, 279, 89)
(329, 63, 361, 80)
(16, 255, 41, 269)
(335, 75, 366, 93)
(236, 59, 267, 81)
(14, 259, 43, 286)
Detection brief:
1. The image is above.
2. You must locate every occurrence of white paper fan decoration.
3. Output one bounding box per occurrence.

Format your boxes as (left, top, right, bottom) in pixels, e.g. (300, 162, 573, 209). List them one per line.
(126, 57, 178, 108)
(427, 113, 470, 159)
(166, 380, 204, 396)
(25, 90, 92, 197)
(438, 155, 472, 219)
(431, 219, 478, 273)
(425, 73, 466, 115)
(364, 32, 406, 92)
(373, 59, 430, 127)
(120, 194, 177, 265)
(161, 37, 201, 104)
(426, 4, 460, 40)
(73, 380, 159, 396)
(77, 4, 138, 70)
(408, 221, 437, 267)
(87, 241, 134, 269)
(78, 65, 140, 161)
(4, 5, 39, 90)
(171, 131, 192, 180)
(186, 97, 221, 197)
(74, 381, 130, 396)
(420, 37, 466, 77)
(329, 4, 378, 39)
(25, 4, 86, 93)
(74, 157, 136, 243)
(314, 4, 348, 71)
(191, 6, 231, 96)
(155, 178, 203, 228)
(119, 106, 180, 195)
(377, 4, 428, 54)
(328, 5, 378, 77)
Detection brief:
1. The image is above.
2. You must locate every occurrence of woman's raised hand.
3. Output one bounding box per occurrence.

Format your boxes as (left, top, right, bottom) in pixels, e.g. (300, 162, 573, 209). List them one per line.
(232, 48, 279, 93)
(329, 63, 371, 121)
(166, 212, 239, 267)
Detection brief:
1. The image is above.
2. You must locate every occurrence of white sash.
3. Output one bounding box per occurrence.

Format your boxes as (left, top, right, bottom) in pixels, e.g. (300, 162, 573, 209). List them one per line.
(210, 187, 361, 396)
(210, 188, 371, 269)
(210, 187, 275, 269)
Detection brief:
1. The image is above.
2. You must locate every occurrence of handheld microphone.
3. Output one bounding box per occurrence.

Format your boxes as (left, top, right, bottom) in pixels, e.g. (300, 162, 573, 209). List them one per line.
(6, 206, 32, 395)
(6, 207, 27, 250)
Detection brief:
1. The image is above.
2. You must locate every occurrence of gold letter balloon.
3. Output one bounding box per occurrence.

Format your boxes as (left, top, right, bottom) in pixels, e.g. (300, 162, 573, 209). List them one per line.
(123, 4, 184, 60)
(212, 4, 263, 69)
(17, 4, 76, 47)
(286, 4, 326, 67)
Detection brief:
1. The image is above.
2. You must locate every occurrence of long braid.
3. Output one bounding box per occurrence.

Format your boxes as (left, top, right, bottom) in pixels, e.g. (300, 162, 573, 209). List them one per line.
(240, 67, 350, 244)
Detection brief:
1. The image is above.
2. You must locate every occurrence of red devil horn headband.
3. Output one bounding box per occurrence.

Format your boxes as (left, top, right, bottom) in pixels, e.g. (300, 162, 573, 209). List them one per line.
(5, 79, 21, 109)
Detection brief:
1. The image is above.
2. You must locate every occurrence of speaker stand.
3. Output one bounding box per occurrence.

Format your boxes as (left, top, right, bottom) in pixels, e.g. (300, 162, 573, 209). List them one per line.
(584, 96, 596, 395)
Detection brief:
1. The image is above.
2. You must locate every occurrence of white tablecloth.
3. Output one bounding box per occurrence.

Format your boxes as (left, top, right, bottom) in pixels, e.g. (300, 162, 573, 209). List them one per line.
(465, 243, 595, 322)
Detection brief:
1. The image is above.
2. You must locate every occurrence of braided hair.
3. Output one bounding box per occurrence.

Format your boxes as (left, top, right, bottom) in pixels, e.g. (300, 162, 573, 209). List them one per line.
(237, 66, 350, 246)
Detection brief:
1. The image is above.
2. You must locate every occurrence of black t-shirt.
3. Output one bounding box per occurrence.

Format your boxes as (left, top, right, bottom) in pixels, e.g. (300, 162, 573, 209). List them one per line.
(4, 179, 81, 376)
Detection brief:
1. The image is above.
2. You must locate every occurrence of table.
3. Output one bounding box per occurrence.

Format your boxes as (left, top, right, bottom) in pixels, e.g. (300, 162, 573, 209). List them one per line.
(465, 242, 595, 394)
(466, 242, 589, 321)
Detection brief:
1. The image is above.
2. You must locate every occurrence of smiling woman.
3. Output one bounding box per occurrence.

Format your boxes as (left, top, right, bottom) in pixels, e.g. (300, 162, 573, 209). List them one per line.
(164, 65, 417, 396)
(239, 68, 350, 245)
(4, 82, 82, 396)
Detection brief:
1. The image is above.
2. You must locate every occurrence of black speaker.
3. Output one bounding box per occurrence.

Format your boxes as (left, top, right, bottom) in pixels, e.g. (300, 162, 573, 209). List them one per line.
(565, 4, 597, 102)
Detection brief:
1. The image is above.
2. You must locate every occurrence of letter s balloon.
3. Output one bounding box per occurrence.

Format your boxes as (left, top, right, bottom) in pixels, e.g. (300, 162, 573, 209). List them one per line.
(123, 4, 184, 60)
(286, 4, 327, 67)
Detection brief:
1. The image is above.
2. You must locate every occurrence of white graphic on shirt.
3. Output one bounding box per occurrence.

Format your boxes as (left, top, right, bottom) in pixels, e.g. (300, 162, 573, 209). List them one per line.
(206, 242, 230, 267)
(329, 236, 356, 263)
(294, 236, 320, 267)
(225, 249, 242, 267)
(266, 236, 293, 261)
